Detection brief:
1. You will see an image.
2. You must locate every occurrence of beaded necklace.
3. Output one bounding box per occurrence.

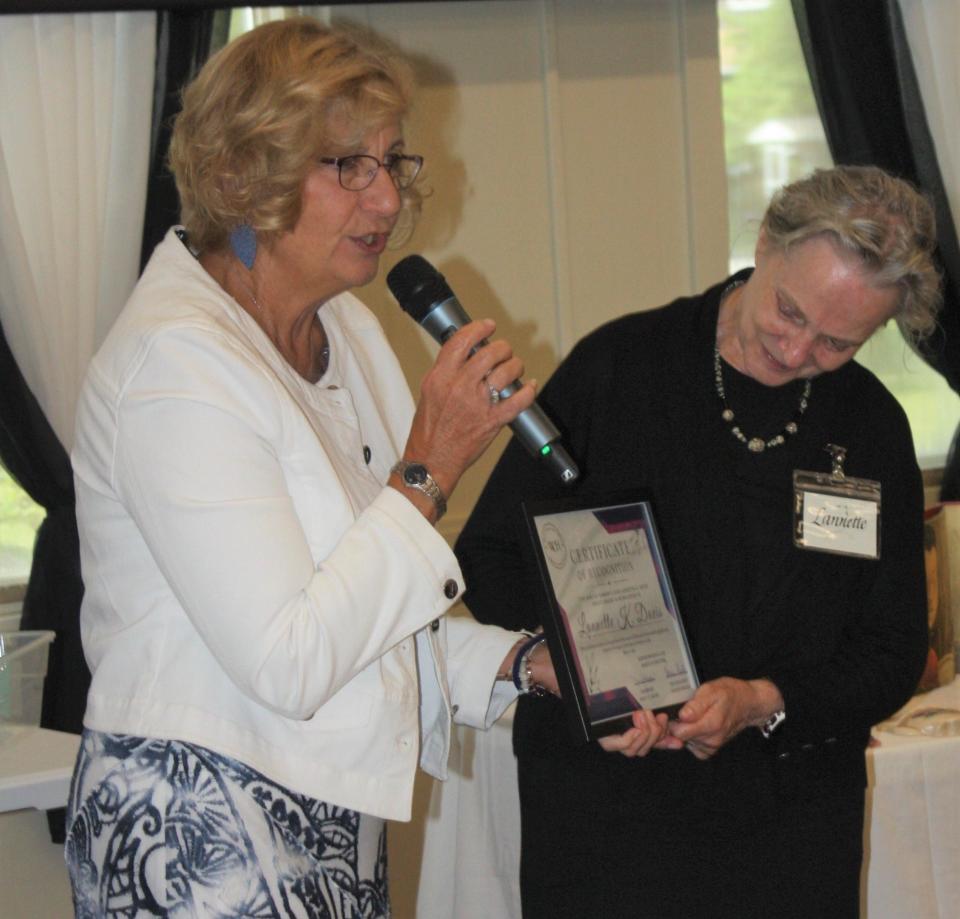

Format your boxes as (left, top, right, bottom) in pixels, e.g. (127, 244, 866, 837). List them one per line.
(714, 279, 811, 454)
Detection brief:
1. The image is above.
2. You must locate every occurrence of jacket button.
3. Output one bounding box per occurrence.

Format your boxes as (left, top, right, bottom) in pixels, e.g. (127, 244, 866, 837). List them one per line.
(430, 618, 440, 632)
(451, 704, 459, 715)
(443, 579, 458, 599)
(363, 445, 372, 464)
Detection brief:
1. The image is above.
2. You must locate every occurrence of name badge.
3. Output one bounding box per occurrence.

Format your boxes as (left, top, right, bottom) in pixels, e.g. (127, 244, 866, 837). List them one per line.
(793, 445, 881, 560)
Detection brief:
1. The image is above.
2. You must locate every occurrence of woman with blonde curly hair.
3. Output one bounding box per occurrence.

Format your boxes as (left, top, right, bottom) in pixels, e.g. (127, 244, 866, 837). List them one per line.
(63, 18, 581, 918)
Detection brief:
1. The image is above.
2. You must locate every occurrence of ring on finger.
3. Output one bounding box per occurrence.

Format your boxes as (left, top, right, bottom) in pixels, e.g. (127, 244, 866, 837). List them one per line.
(488, 385, 501, 405)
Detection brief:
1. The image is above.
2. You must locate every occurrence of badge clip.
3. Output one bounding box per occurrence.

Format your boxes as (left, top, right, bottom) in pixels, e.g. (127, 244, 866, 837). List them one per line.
(824, 443, 847, 480)
(793, 445, 881, 560)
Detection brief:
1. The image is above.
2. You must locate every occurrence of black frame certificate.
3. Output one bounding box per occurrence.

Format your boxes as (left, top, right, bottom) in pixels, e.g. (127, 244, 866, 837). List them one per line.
(523, 493, 699, 742)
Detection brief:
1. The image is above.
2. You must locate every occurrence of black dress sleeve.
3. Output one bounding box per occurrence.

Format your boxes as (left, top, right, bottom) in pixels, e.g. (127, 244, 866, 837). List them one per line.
(456, 335, 605, 632)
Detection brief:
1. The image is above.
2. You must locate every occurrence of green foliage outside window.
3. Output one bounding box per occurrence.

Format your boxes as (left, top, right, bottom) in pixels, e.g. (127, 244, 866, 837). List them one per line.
(720, 0, 830, 268)
(0, 465, 44, 585)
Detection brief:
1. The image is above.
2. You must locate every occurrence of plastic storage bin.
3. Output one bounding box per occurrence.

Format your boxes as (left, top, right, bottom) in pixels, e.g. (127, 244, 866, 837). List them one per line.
(0, 630, 54, 725)
(0, 607, 22, 633)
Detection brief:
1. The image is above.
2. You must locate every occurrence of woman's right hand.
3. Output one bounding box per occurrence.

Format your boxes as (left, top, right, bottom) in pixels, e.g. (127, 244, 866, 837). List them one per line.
(597, 709, 671, 758)
(395, 319, 537, 516)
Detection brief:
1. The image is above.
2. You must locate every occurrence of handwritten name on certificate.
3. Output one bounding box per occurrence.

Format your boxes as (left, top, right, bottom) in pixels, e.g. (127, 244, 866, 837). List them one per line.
(534, 510, 695, 715)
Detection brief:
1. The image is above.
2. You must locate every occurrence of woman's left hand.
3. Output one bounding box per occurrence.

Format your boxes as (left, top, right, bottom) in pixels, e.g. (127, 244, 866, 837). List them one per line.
(665, 677, 784, 760)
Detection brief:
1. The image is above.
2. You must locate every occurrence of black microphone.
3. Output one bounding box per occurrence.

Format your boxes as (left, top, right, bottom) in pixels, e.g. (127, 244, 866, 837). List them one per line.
(387, 255, 579, 484)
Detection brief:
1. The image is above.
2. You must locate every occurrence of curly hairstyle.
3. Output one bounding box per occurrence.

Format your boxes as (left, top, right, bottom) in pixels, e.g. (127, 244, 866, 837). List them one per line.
(761, 165, 942, 343)
(168, 17, 420, 254)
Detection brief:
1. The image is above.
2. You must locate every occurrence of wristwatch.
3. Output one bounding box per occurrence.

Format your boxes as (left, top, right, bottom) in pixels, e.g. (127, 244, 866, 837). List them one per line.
(390, 460, 447, 521)
(760, 709, 786, 739)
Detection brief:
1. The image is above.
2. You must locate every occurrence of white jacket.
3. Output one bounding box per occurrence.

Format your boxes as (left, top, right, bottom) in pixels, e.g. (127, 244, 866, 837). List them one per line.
(72, 229, 519, 821)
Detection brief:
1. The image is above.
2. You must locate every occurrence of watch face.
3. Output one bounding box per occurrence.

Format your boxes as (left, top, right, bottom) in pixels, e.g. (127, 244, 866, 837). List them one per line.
(403, 463, 428, 486)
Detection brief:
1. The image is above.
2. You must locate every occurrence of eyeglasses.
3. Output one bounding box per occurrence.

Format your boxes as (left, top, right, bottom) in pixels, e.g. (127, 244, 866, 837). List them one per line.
(317, 153, 424, 191)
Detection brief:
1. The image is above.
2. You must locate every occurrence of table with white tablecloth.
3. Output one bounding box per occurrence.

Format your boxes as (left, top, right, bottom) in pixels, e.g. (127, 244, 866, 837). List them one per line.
(410, 679, 960, 919)
(0, 724, 80, 814)
(862, 679, 960, 919)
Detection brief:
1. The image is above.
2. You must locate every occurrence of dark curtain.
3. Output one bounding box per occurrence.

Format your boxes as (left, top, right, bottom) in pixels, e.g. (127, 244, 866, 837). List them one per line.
(792, 0, 960, 499)
(141, 8, 226, 270)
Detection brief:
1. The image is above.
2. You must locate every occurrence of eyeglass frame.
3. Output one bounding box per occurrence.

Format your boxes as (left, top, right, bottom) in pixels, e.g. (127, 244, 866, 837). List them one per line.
(317, 153, 424, 191)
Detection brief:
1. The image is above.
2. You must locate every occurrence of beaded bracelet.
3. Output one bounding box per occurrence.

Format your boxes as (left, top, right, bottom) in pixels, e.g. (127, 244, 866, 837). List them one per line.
(511, 632, 548, 695)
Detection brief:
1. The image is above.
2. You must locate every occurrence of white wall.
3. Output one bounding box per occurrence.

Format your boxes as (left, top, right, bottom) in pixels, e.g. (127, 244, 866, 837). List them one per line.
(340, 0, 728, 540)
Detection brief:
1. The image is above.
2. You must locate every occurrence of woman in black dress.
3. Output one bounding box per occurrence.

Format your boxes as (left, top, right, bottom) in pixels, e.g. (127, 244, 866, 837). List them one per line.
(456, 165, 939, 918)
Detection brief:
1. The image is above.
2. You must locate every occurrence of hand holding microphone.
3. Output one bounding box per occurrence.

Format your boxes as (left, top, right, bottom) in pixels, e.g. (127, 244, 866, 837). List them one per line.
(387, 255, 580, 485)
(393, 316, 537, 517)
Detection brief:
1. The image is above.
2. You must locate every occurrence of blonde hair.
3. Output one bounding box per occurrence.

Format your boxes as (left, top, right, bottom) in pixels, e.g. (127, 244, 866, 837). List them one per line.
(761, 165, 942, 343)
(169, 17, 419, 253)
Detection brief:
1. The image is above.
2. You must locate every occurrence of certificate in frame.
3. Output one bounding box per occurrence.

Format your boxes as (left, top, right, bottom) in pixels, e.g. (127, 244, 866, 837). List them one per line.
(523, 493, 699, 742)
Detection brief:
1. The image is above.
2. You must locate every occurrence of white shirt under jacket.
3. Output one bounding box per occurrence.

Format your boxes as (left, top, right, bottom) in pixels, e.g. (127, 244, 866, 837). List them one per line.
(72, 228, 520, 821)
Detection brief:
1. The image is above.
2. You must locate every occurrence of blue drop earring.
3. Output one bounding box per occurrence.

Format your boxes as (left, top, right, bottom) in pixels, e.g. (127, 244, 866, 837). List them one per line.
(229, 223, 257, 270)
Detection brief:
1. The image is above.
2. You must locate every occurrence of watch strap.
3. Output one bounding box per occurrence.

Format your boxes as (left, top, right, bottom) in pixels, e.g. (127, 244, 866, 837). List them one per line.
(390, 460, 447, 520)
(760, 709, 786, 739)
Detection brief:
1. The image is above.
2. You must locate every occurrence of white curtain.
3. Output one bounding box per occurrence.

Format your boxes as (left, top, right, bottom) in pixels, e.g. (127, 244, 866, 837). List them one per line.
(0, 12, 156, 451)
(900, 0, 960, 234)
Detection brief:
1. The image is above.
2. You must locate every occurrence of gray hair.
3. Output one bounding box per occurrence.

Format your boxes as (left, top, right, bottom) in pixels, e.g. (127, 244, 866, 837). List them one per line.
(761, 165, 942, 343)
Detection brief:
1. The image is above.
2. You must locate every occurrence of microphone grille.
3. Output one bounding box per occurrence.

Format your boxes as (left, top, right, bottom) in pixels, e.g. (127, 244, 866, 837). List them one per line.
(387, 255, 454, 322)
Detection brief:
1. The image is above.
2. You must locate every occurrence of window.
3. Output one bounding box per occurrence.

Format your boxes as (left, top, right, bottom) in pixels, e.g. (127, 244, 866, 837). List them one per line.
(0, 465, 43, 590)
(227, 6, 304, 41)
(719, 0, 960, 468)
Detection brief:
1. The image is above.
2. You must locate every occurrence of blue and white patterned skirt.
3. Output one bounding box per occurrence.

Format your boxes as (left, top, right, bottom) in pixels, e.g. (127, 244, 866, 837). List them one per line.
(65, 730, 390, 918)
